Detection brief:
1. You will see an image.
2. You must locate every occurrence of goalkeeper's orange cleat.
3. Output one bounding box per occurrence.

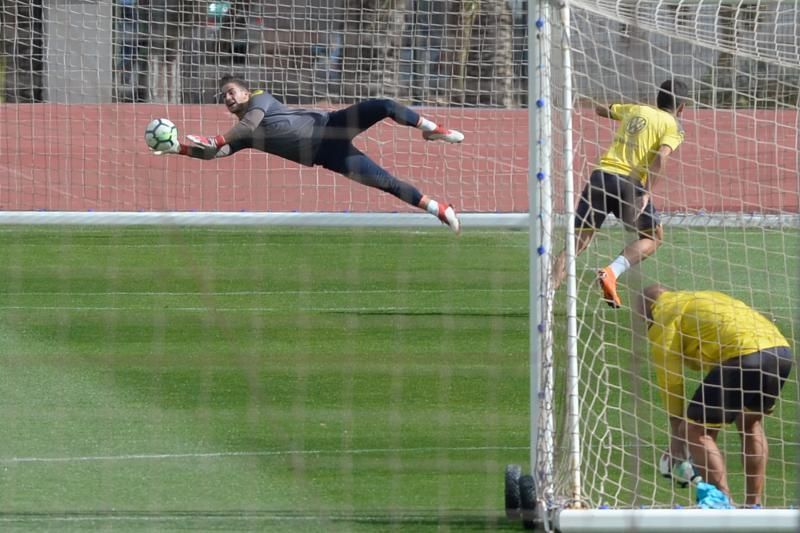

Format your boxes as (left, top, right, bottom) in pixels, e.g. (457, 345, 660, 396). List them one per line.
(437, 203, 461, 234)
(422, 126, 464, 144)
(597, 267, 621, 308)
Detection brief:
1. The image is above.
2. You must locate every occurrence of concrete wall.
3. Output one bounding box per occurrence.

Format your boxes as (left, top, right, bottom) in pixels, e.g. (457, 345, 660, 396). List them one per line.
(45, 0, 113, 103)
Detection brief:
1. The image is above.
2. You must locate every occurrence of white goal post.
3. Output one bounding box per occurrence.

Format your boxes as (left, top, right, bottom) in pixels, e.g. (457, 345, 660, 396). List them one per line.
(524, 0, 800, 531)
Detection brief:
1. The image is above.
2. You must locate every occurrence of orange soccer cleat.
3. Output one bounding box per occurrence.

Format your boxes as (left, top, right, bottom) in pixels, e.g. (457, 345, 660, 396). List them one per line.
(597, 267, 622, 308)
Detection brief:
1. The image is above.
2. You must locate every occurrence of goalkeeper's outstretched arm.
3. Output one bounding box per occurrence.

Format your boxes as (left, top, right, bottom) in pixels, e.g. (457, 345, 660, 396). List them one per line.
(177, 143, 233, 160)
(184, 107, 266, 159)
(156, 107, 265, 160)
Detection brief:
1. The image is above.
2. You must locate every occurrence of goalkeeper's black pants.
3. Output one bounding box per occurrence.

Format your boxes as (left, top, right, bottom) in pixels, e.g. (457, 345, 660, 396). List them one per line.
(313, 99, 424, 207)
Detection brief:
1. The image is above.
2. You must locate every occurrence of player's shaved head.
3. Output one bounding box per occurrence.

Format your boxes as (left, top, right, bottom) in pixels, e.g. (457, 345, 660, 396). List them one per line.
(636, 284, 668, 324)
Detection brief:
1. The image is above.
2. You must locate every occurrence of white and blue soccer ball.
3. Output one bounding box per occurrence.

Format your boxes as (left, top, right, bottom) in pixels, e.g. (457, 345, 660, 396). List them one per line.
(144, 118, 178, 152)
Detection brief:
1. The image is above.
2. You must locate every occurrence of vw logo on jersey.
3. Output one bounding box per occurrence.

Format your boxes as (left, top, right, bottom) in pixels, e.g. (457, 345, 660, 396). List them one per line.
(626, 116, 647, 134)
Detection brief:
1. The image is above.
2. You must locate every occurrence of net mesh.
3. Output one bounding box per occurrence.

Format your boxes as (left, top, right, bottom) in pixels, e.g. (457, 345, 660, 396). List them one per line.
(1, 1, 536, 528)
(1, 0, 799, 524)
(550, 0, 799, 509)
(0, 0, 530, 214)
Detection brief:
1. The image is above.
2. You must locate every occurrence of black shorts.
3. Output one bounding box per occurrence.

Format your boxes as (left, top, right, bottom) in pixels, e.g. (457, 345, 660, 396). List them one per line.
(575, 170, 660, 232)
(686, 346, 794, 426)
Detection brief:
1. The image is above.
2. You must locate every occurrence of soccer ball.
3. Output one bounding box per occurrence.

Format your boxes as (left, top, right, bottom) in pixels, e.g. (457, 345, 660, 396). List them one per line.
(144, 118, 178, 152)
(659, 452, 699, 487)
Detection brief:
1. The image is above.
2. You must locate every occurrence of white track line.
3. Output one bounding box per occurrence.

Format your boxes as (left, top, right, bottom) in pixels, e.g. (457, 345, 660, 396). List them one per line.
(1, 445, 527, 465)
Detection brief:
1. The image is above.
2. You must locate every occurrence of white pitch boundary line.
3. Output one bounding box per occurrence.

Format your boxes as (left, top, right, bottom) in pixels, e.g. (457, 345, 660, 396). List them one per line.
(0, 445, 528, 465)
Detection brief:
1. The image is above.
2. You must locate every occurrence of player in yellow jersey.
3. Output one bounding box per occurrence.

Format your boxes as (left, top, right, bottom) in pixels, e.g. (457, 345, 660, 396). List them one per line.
(636, 284, 794, 506)
(553, 80, 688, 307)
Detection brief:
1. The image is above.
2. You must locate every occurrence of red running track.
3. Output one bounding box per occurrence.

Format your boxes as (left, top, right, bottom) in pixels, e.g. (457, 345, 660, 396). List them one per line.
(0, 104, 796, 214)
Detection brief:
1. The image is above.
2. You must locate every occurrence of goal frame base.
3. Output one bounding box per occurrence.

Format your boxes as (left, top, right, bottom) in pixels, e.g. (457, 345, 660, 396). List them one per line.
(555, 508, 800, 532)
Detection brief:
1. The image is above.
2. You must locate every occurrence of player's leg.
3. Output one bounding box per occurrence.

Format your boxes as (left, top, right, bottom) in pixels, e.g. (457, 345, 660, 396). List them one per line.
(686, 422, 729, 497)
(571, 171, 626, 306)
(326, 99, 417, 137)
(736, 347, 795, 506)
(553, 229, 595, 291)
(553, 173, 606, 290)
(598, 177, 663, 307)
(686, 364, 739, 500)
(317, 142, 460, 233)
(553, 170, 608, 290)
(736, 412, 767, 507)
(326, 99, 464, 143)
(419, 195, 460, 233)
(612, 223, 663, 274)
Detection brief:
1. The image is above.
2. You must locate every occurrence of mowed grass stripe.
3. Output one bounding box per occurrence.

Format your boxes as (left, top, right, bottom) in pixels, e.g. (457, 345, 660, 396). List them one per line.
(0, 225, 796, 527)
(0, 227, 529, 531)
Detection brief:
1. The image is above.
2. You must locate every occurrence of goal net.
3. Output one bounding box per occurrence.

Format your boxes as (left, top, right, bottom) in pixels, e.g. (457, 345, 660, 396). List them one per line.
(541, 0, 799, 526)
(0, 0, 530, 223)
(2, 1, 537, 530)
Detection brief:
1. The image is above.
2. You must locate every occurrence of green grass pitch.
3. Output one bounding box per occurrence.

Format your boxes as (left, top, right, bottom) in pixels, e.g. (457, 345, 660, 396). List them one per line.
(0, 226, 796, 530)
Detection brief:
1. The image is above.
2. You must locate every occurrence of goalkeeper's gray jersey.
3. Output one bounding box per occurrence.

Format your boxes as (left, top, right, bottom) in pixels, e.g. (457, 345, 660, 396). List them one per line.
(235, 91, 329, 166)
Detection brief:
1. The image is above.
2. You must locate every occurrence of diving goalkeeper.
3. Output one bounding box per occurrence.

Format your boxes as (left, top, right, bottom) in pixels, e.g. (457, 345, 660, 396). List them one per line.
(156, 75, 464, 233)
(637, 284, 794, 506)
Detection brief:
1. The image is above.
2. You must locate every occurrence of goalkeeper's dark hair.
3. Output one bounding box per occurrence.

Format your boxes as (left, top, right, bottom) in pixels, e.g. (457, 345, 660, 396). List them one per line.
(657, 79, 689, 111)
(219, 75, 249, 91)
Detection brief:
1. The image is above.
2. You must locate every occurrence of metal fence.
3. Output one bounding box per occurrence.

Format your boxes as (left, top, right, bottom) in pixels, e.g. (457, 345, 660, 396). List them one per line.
(1, 0, 798, 107)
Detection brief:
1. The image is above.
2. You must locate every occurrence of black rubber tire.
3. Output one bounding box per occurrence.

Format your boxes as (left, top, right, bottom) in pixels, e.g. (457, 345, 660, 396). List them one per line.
(519, 474, 538, 530)
(504, 464, 523, 520)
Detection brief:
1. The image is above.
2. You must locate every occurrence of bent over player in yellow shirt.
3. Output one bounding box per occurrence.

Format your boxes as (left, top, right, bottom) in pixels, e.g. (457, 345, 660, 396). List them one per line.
(637, 284, 794, 506)
(553, 80, 688, 307)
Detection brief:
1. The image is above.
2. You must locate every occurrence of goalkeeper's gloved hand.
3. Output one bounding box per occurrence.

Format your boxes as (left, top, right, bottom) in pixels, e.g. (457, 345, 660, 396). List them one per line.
(187, 134, 225, 148)
(187, 134, 226, 159)
(151, 141, 182, 155)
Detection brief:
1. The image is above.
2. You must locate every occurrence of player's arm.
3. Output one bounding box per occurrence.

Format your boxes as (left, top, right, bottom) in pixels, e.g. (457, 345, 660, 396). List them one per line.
(645, 145, 673, 191)
(646, 121, 684, 190)
(177, 143, 233, 160)
(595, 104, 613, 118)
(651, 320, 687, 450)
(624, 144, 673, 217)
(184, 108, 267, 159)
(597, 102, 630, 120)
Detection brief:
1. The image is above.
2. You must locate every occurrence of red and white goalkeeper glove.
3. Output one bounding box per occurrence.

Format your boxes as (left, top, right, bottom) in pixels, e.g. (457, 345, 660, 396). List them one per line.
(187, 134, 226, 158)
(187, 134, 226, 149)
(152, 142, 182, 155)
